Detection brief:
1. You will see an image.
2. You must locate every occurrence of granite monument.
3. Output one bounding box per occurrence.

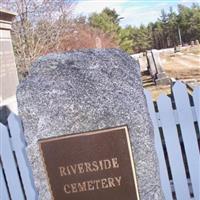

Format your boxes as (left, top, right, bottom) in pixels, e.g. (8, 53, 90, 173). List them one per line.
(17, 49, 164, 200)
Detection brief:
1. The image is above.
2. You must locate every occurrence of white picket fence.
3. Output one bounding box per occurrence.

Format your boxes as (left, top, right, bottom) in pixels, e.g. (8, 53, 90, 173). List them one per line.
(0, 81, 199, 200)
(0, 114, 37, 200)
(145, 81, 200, 200)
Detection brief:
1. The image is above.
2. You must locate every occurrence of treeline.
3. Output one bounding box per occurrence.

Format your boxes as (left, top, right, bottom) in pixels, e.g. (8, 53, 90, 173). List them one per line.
(88, 3, 200, 53)
(2, 1, 200, 78)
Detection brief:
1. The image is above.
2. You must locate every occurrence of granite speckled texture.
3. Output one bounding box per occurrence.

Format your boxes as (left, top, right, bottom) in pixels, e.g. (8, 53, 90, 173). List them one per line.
(17, 49, 164, 200)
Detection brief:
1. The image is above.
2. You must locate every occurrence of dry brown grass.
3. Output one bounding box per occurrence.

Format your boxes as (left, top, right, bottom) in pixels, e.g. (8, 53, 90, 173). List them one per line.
(166, 68, 200, 81)
(182, 46, 200, 55)
(160, 46, 200, 82)
(56, 24, 118, 52)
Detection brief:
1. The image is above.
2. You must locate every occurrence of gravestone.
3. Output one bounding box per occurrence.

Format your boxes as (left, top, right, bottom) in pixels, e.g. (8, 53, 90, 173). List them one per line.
(195, 40, 199, 46)
(0, 9, 18, 114)
(95, 36, 102, 48)
(151, 50, 171, 85)
(17, 49, 164, 200)
(174, 45, 181, 53)
(146, 50, 157, 81)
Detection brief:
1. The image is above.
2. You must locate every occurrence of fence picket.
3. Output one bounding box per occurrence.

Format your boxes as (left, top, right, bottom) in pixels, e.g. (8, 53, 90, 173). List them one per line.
(193, 86, 200, 125)
(157, 94, 191, 200)
(0, 123, 25, 200)
(0, 81, 199, 200)
(0, 162, 10, 200)
(173, 81, 200, 200)
(145, 90, 173, 200)
(8, 113, 37, 200)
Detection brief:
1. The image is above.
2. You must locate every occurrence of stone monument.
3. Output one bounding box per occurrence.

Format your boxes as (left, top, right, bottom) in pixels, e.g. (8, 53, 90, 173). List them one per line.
(0, 9, 18, 114)
(151, 49, 171, 85)
(146, 50, 157, 81)
(195, 40, 199, 46)
(17, 49, 164, 200)
(95, 36, 102, 48)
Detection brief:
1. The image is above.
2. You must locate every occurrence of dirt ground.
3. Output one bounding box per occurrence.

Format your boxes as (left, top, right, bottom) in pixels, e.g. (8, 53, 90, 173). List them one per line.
(160, 46, 200, 82)
(140, 46, 200, 100)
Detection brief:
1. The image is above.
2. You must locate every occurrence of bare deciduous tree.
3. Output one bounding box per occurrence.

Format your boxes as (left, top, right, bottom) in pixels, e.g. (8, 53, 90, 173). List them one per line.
(1, 0, 118, 79)
(57, 23, 118, 51)
(1, 0, 76, 78)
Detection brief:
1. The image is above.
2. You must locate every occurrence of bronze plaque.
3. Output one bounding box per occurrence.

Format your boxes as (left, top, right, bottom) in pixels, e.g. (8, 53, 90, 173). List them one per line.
(39, 126, 140, 200)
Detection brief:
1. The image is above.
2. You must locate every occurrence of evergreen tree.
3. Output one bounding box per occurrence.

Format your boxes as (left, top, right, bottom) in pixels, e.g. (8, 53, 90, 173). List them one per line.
(88, 4, 200, 53)
(88, 8, 120, 34)
(118, 26, 134, 54)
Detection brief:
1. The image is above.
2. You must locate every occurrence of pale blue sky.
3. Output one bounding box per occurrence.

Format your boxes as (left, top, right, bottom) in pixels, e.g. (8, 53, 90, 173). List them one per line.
(75, 0, 200, 27)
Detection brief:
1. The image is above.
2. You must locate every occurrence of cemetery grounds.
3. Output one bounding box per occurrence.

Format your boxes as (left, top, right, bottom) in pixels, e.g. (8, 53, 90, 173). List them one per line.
(141, 45, 200, 100)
